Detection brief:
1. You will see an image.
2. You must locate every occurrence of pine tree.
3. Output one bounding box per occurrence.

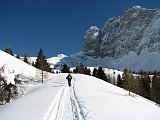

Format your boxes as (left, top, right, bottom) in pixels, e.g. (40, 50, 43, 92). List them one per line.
(61, 64, 70, 73)
(4, 47, 14, 56)
(141, 75, 151, 99)
(23, 53, 29, 64)
(92, 68, 98, 77)
(151, 73, 160, 104)
(122, 69, 135, 95)
(34, 48, 51, 72)
(34, 49, 51, 83)
(75, 63, 85, 74)
(97, 66, 108, 82)
(117, 74, 123, 88)
(84, 67, 91, 75)
(134, 76, 147, 97)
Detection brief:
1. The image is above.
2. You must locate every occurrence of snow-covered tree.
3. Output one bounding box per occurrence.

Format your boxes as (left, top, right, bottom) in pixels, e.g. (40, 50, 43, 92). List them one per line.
(0, 66, 23, 104)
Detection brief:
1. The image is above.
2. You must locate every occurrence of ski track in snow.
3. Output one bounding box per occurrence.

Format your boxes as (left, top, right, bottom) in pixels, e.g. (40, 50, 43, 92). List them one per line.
(70, 83, 85, 120)
(43, 85, 68, 120)
(70, 80, 92, 120)
(43, 78, 92, 120)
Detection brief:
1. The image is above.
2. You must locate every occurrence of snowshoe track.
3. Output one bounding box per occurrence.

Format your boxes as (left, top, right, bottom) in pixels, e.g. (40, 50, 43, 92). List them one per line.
(43, 77, 92, 120)
(70, 80, 93, 120)
(70, 85, 86, 120)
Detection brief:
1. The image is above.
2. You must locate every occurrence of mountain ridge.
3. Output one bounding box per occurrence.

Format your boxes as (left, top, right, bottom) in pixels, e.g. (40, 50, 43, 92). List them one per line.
(83, 6, 160, 58)
(53, 6, 160, 71)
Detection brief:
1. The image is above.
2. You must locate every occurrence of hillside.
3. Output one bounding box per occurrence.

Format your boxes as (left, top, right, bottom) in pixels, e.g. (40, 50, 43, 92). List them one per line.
(0, 50, 160, 120)
(0, 73, 160, 120)
(0, 50, 36, 78)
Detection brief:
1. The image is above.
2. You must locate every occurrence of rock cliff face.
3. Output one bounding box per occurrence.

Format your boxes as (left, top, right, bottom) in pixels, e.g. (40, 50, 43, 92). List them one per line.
(54, 6, 160, 71)
(83, 6, 160, 59)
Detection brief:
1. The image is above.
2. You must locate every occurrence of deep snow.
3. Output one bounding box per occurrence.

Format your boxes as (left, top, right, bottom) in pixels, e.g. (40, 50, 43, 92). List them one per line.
(0, 74, 160, 120)
(0, 50, 160, 120)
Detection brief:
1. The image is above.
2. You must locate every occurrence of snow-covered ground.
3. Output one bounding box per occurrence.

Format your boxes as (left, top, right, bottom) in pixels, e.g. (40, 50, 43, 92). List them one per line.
(0, 50, 36, 79)
(0, 73, 160, 120)
(0, 50, 160, 120)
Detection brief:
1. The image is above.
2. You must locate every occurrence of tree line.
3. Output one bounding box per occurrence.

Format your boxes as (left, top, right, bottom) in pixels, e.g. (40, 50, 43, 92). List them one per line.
(62, 63, 160, 105)
(61, 63, 108, 82)
(117, 69, 160, 104)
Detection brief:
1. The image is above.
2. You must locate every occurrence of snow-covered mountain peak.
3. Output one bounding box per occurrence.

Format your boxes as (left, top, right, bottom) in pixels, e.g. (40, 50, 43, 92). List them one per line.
(84, 26, 99, 39)
(47, 54, 68, 69)
(57, 54, 67, 58)
(77, 6, 160, 71)
(88, 26, 99, 31)
(133, 5, 141, 9)
(82, 26, 101, 57)
(49, 6, 160, 71)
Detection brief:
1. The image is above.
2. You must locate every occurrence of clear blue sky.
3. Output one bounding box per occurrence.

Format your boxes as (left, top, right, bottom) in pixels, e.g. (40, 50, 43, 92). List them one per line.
(0, 0, 160, 57)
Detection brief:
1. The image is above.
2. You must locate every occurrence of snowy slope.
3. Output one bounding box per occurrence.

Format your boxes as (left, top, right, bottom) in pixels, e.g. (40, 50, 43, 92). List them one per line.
(0, 73, 160, 120)
(28, 54, 67, 70)
(47, 54, 67, 69)
(0, 50, 36, 79)
(47, 54, 67, 64)
(0, 50, 56, 82)
(73, 74, 160, 120)
(0, 50, 160, 120)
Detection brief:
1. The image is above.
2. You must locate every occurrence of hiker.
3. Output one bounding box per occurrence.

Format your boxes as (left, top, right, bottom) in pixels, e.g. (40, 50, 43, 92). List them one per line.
(66, 74, 72, 87)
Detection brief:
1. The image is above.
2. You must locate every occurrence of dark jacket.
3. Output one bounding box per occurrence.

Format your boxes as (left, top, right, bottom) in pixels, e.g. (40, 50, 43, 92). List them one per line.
(66, 74, 72, 80)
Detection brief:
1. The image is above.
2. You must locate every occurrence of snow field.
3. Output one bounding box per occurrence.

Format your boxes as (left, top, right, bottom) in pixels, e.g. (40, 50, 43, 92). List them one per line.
(0, 50, 36, 78)
(0, 73, 160, 120)
(0, 50, 160, 120)
(43, 74, 92, 120)
(73, 74, 160, 120)
(71, 77, 93, 120)
(43, 85, 69, 120)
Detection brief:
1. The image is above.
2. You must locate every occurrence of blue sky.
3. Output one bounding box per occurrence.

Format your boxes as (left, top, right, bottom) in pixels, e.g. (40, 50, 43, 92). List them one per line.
(0, 0, 160, 57)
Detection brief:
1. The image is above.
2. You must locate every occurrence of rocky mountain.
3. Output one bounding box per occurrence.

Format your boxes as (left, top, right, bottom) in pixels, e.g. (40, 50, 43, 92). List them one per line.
(83, 6, 160, 59)
(55, 6, 160, 71)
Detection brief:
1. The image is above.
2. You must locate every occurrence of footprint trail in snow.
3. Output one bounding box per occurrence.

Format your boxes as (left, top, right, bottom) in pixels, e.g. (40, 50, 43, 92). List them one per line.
(43, 79, 92, 120)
